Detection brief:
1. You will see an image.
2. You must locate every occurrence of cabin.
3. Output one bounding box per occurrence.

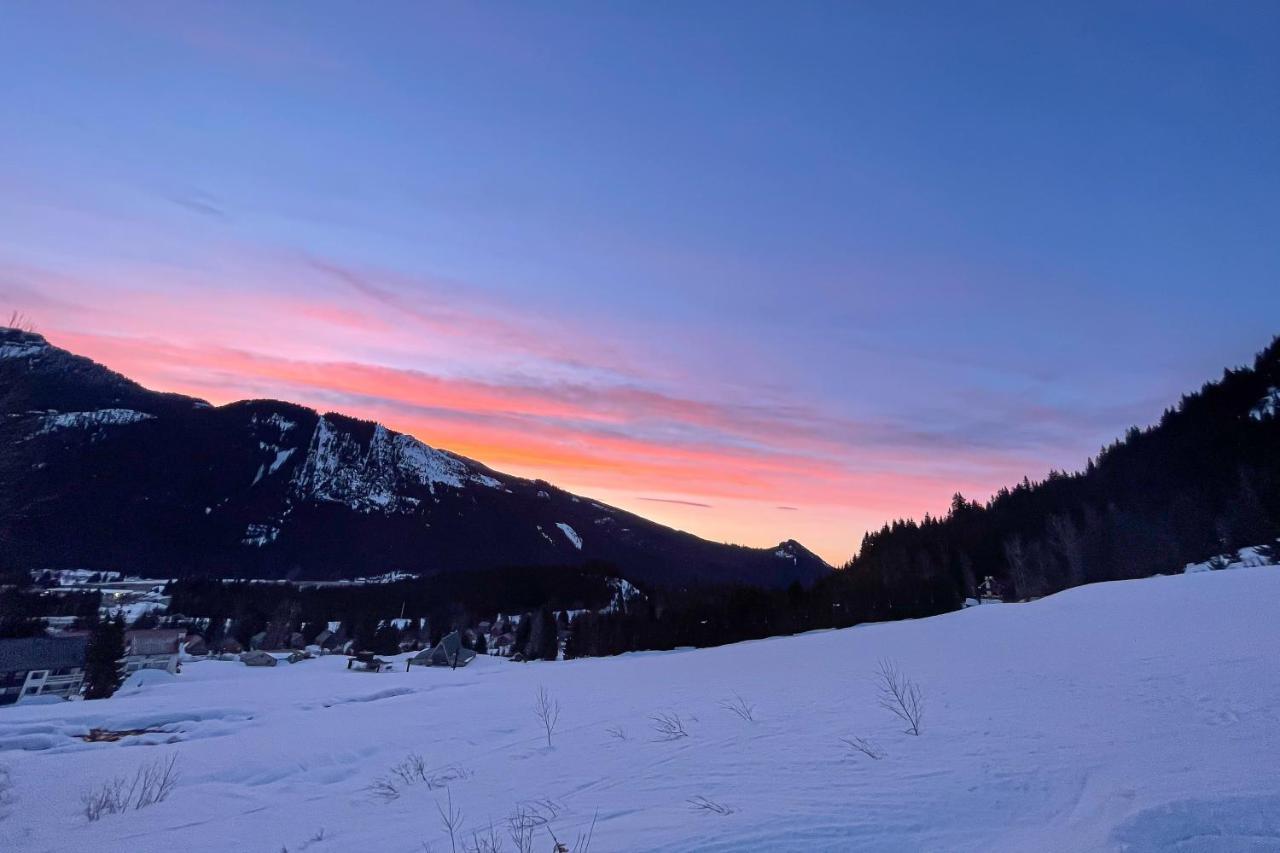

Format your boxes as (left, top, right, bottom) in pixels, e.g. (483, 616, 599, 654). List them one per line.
(408, 631, 477, 669)
(0, 637, 88, 705)
(124, 629, 182, 676)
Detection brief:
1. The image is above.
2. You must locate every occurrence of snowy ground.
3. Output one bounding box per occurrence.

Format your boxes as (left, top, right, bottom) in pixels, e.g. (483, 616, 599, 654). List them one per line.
(2, 567, 1278, 852)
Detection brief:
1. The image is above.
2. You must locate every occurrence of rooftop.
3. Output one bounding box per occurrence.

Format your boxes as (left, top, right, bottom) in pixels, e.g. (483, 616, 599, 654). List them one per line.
(0, 636, 87, 673)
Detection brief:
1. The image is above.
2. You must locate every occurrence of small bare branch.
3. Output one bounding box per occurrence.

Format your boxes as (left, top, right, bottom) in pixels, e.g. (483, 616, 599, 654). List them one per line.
(372, 755, 469, 800)
(367, 776, 401, 801)
(463, 821, 505, 853)
(605, 725, 628, 742)
(437, 789, 464, 853)
(507, 799, 561, 853)
(718, 692, 756, 722)
(875, 658, 924, 736)
(535, 686, 561, 748)
(840, 735, 885, 760)
(687, 795, 735, 816)
(649, 711, 689, 741)
(80, 754, 179, 821)
(574, 810, 599, 853)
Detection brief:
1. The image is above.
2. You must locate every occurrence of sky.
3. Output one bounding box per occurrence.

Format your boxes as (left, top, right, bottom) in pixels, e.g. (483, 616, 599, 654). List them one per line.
(1, 2, 1277, 565)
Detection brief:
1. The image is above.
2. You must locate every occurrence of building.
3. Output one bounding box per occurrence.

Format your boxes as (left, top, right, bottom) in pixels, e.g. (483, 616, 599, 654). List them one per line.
(0, 637, 88, 705)
(124, 629, 182, 676)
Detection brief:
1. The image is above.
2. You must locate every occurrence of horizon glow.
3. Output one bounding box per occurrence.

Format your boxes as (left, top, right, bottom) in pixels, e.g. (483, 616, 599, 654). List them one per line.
(2, 3, 1278, 564)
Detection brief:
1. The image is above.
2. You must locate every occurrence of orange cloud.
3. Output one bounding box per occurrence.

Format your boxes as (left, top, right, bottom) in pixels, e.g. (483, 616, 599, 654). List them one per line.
(43, 326, 1030, 564)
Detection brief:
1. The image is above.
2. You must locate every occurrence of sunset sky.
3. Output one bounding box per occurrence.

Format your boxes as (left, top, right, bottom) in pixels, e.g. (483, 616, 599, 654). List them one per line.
(2, 3, 1277, 564)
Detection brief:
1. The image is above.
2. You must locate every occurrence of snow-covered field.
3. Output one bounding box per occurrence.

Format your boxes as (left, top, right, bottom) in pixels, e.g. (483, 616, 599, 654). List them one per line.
(2, 568, 1278, 852)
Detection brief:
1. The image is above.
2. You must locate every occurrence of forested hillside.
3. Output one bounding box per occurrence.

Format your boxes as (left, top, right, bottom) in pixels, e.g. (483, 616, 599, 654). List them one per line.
(837, 336, 1280, 612)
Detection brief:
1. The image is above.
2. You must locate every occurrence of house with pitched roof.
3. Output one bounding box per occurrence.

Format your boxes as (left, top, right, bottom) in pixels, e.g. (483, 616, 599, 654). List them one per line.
(124, 629, 182, 675)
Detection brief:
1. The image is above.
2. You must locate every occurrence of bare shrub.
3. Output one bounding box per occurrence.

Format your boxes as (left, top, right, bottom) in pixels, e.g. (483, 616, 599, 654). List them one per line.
(81, 754, 179, 821)
(507, 799, 562, 853)
(368, 776, 402, 802)
(534, 686, 561, 748)
(567, 809, 598, 853)
(840, 736, 885, 760)
(428, 765, 472, 789)
(718, 692, 756, 722)
(687, 795, 735, 816)
(131, 753, 179, 809)
(437, 789, 464, 853)
(605, 726, 627, 742)
(548, 809, 597, 853)
(371, 754, 470, 800)
(464, 822, 505, 853)
(82, 776, 129, 822)
(649, 711, 689, 741)
(392, 752, 431, 786)
(875, 658, 924, 736)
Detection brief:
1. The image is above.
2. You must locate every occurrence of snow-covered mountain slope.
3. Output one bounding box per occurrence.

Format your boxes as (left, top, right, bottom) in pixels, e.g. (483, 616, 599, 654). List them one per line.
(3, 567, 1277, 852)
(0, 329, 828, 587)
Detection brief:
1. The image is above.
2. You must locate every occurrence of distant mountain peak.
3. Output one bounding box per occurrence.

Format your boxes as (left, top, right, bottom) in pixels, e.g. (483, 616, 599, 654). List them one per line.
(0, 333, 829, 588)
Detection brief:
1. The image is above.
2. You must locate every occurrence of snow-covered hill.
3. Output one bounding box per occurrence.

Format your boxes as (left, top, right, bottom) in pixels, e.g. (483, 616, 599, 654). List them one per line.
(2, 567, 1278, 852)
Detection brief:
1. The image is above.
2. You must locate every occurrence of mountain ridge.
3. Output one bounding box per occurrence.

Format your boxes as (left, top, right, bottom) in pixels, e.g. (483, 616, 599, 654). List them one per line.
(0, 329, 829, 588)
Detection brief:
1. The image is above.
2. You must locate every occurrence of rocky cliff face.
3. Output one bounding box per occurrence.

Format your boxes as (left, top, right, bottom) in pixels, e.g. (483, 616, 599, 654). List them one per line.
(0, 329, 830, 588)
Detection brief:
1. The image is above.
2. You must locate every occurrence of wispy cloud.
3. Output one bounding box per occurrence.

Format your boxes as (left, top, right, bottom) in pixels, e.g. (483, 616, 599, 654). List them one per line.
(2, 252, 1154, 565)
(638, 497, 714, 509)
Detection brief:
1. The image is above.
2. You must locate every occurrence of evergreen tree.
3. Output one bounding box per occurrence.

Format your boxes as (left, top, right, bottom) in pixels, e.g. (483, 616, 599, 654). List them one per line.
(371, 622, 400, 655)
(261, 600, 300, 651)
(0, 590, 47, 639)
(83, 612, 126, 699)
(513, 612, 532, 658)
(534, 607, 559, 661)
(562, 615, 584, 660)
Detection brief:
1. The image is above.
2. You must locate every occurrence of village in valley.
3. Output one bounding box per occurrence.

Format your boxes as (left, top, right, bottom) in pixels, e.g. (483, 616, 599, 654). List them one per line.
(0, 567, 643, 710)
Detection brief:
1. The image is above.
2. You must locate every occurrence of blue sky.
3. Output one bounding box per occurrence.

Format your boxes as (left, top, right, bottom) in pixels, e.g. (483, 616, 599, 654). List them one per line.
(2, 2, 1277, 562)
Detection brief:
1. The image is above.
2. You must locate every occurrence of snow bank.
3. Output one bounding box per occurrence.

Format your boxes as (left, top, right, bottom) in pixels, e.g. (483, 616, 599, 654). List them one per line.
(555, 522, 583, 550)
(0, 341, 47, 359)
(1, 568, 1277, 852)
(1183, 543, 1277, 573)
(36, 409, 154, 435)
(1250, 386, 1279, 420)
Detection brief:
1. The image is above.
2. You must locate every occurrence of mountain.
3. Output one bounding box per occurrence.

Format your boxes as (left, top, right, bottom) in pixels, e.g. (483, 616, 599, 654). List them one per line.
(0, 329, 829, 588)
(831, 336, 1280, 615)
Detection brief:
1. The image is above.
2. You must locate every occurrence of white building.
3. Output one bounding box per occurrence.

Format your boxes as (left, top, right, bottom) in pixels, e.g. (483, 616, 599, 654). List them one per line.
(0, 637, 88, 705)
